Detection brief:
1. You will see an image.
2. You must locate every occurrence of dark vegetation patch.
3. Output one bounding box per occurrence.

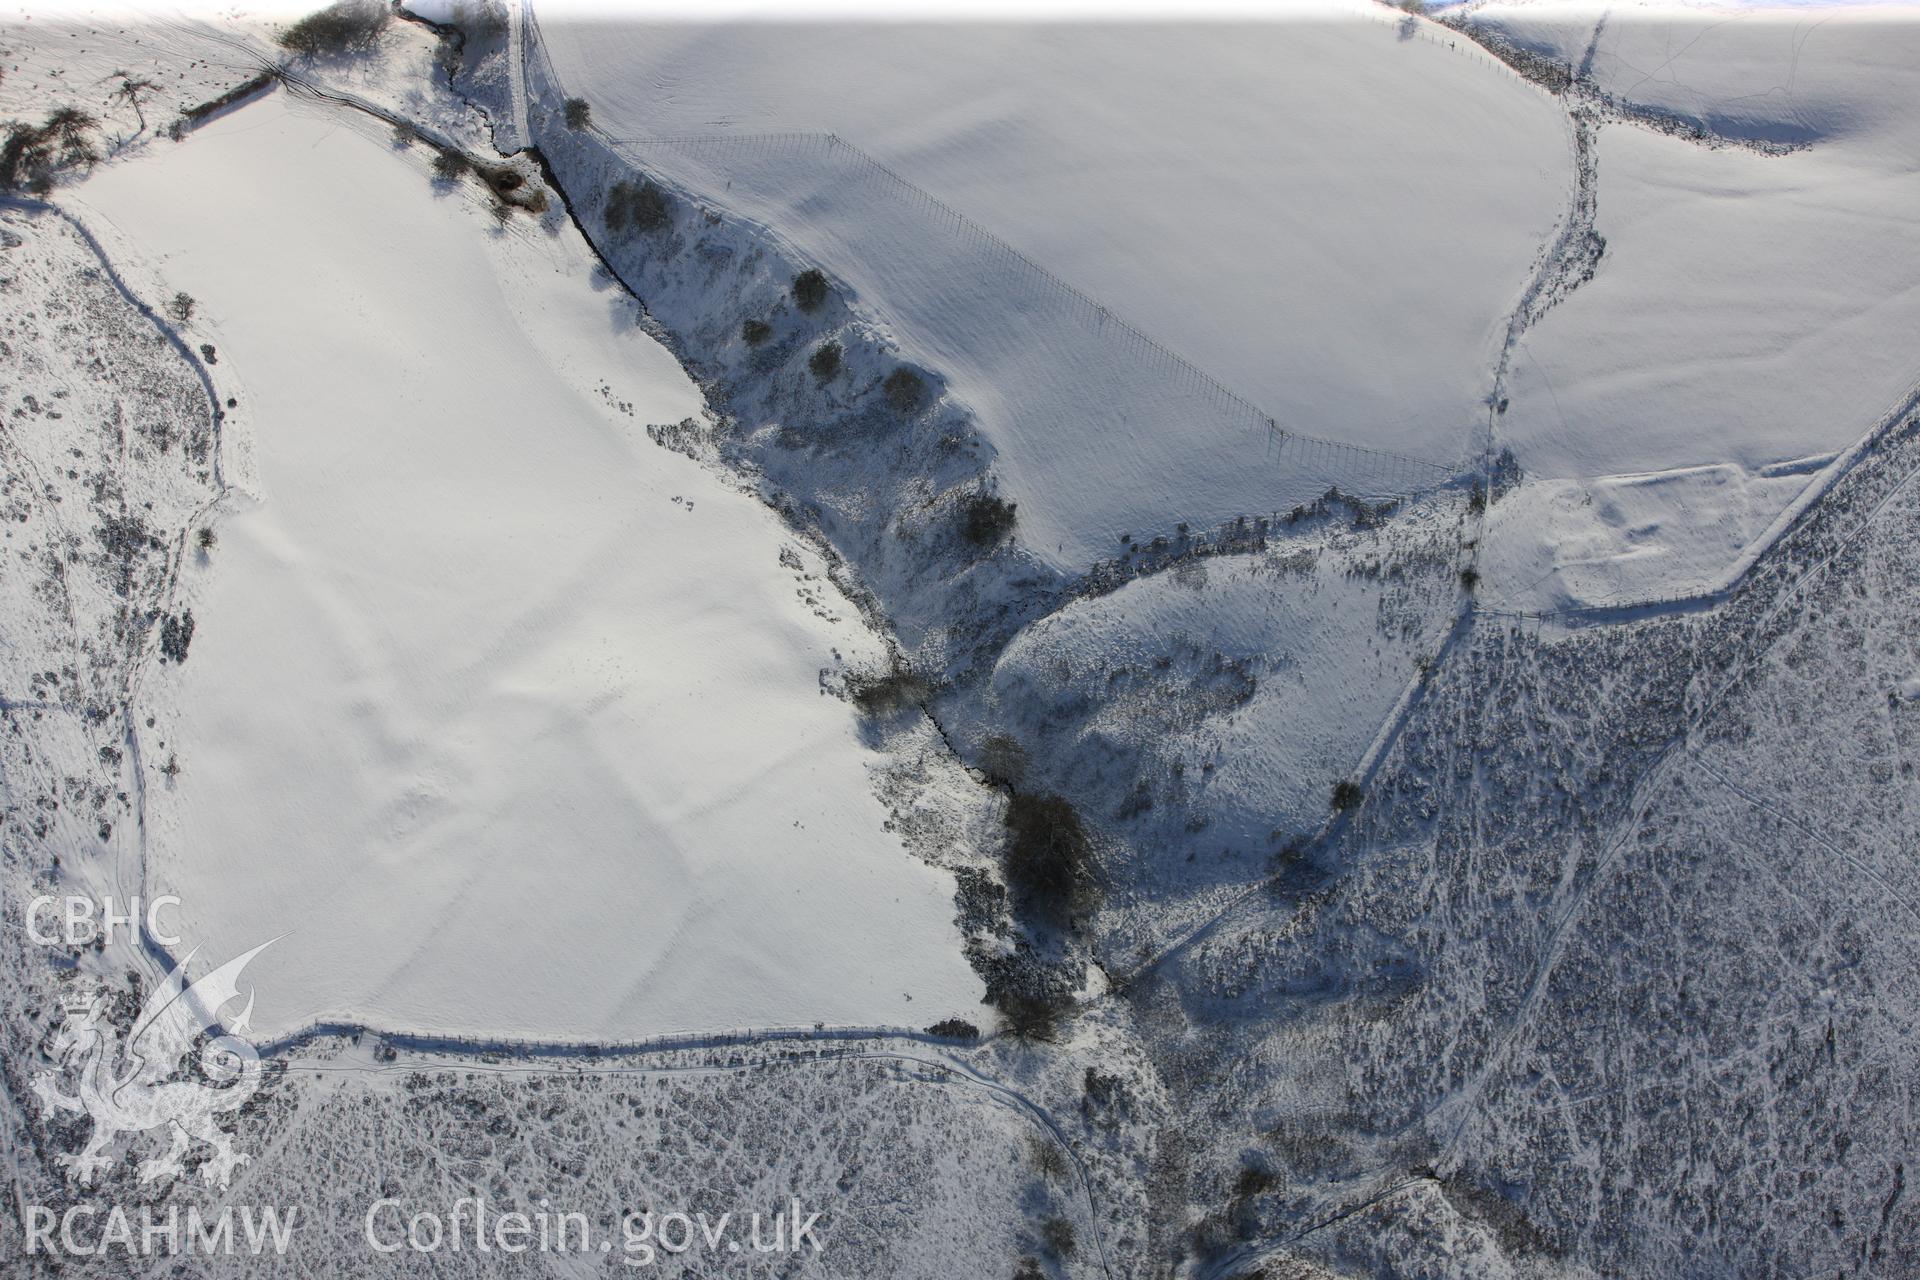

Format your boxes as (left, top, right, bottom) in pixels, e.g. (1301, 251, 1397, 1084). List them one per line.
(279, 0, 390, 58)
(1283, 486, 1399, 531)
(961, 492, 1018, 548)
(846, 662, 928, 717)
(808, 341, 841, 382)
(978, 734, 1029, 787)
(1003, 792, 1098, 926)
(431, 147, 470, 182)
(159, 610, 195, 664)
(2, 108, 99, 193)
(924, 1018, 979, 1042)
(176, 72, 276, 135)
(882, 367, 925, 414)
(993, 988, 1071, 1043)
(791, 268, 829, 313)
(604, 179, 671, 236)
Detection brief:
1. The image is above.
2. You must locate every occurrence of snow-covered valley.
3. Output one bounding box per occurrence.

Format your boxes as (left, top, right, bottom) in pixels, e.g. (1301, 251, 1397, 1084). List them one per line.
(1, 0, 1917, 1276)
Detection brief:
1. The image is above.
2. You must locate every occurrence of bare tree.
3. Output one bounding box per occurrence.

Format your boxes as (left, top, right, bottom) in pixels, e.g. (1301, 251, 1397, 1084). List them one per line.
(110, 72, 160, 134)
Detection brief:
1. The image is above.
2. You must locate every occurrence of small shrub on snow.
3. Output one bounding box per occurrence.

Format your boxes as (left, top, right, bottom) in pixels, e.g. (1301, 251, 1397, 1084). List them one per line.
(1029, 1135, 1070, 1181)
(279, 0, 389, 57)
(740, 318, 772, 345)
(883, 367, 926, 413)
(961, 492, 1018, 548)
(1331, 779, 1363, 812)
(564, 97, 592, 130)
(925, 1018, 979, 1042)
(470, 164, 546, 214)
(808, 341, 842, 382)
(791, 268, 829, 313)
(159, 610, 195, 664)
(1, 125, 43, 192)
(167, 292, 196, 327)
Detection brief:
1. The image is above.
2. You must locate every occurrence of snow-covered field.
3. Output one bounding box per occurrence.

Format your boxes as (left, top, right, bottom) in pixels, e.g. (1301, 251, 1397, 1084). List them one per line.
(70, 89, 982, 1041)
(534, 6, 1567, 568)
(1469, 1, 1920, 610)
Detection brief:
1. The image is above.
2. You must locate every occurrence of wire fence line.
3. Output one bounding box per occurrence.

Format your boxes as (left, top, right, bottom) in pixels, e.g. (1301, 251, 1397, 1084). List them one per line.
(615, 127, 1458, 497)
(520, 7, 1463, 508)
(624, 129, 1460, 491)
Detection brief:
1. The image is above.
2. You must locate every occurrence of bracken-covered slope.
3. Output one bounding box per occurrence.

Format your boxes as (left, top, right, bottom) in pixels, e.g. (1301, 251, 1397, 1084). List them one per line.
(1149, 399, 1920, 1278)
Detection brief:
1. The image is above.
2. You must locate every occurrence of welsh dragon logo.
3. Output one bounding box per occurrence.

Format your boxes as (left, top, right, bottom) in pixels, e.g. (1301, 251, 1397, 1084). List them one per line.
(33, 941, 274, 1191)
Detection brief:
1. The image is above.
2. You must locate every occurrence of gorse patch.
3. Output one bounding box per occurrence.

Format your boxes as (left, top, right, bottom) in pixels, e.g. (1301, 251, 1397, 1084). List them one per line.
(605, 178, 672, 235)
(809, 341, 842, 382)
(961, 492, 1018, 548)
(883, 367, 926, 414)
(791, 268, 829, 313)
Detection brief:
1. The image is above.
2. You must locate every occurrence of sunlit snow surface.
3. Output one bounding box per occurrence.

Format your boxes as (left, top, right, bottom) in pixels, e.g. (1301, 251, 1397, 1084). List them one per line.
(74, 92, 982, 1041)
(535, 6, 1568, 568)
(1475, 1, 1920, 609)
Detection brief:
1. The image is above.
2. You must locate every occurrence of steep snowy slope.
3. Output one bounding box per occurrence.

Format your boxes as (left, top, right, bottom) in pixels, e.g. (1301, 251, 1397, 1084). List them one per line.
(981, 494, 1463, 954)
(532, 6, 1567, 568)
(70, 89, 983, 1042)
(1466, 2, 1920, 611)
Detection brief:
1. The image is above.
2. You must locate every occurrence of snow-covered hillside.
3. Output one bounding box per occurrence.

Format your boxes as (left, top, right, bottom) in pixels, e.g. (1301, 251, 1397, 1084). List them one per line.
(533, 6, 1566, 568)
(978, 492, 1464, 955)
(69, 88, 982, 1041)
